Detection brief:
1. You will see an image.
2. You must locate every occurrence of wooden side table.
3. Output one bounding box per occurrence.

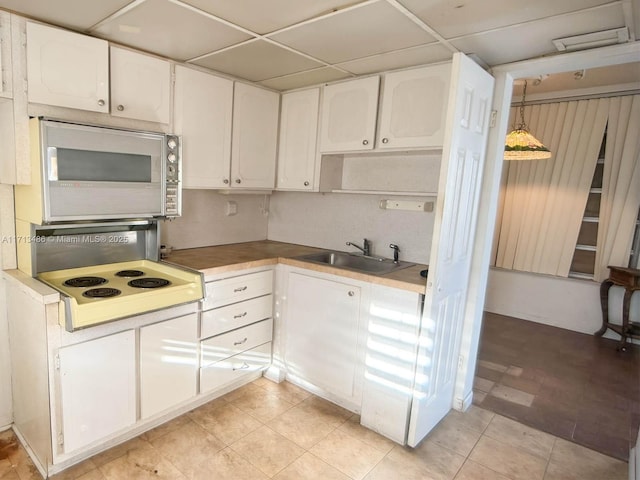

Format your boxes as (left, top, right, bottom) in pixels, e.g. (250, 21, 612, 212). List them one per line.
(596, 266, 640, 351)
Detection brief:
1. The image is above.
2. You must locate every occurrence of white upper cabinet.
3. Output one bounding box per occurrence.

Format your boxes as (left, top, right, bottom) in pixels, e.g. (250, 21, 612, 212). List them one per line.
(231, 83, 279, 189)
(26, 22, 109, 113)
(174, 65, 233, 189)
(110, 47, 170, 124)
(277, 88, 320, 191)
(319, 76, 379, 153)
(377, 64, 451, 149)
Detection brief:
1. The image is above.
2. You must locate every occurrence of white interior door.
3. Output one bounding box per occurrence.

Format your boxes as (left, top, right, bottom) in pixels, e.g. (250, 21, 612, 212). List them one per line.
(407, 53, 494, 447)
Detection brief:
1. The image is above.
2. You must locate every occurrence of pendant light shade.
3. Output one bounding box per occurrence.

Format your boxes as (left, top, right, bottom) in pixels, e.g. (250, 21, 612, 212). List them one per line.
(504, 80, 551, 160)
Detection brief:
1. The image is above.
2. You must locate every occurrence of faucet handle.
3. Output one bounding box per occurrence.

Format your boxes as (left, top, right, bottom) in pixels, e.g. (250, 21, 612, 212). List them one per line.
(389, 243, 400, 251)
(389, 244, 400, 263)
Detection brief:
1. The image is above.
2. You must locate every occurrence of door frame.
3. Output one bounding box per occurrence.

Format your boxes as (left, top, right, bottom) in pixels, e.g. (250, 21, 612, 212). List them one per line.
(453, 41, 640, 410)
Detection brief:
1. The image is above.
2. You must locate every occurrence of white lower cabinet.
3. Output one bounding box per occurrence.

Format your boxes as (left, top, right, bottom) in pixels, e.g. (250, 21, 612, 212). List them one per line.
(201, 342, 272, 393)
(284, 270, 364, 407)
(58, 330, 136, 454)
(140, 314, 198, 419)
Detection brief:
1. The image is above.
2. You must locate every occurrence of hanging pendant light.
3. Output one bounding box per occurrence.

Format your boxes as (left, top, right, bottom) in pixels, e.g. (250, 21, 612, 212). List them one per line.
(504, 80, 551, 160)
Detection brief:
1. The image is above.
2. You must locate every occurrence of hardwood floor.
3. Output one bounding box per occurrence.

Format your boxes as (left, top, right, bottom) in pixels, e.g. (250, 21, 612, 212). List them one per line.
(474, 312, 640, 461)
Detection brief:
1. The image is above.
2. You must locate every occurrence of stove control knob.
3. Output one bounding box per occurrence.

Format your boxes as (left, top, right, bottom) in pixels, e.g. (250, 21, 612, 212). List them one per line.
(167, 138, 177, 150)
(168, 153, 176, 163)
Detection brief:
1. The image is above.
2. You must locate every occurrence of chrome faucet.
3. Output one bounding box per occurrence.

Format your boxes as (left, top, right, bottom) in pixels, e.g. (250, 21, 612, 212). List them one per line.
(346, 239, 371, 256)
(389, 243, 400, 263)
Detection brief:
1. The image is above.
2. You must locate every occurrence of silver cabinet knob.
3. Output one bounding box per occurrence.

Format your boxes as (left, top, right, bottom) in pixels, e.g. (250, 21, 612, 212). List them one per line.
(348, 291, 355, 297)
(117, 104, 124, 111)
(97, 99, 105, 106)
(304, 181, 309, 187)
(382, 138, 389, 144)
(235, 179, 242, 184)
(362, 139, 369, 145)
(223, 179, 229, 185)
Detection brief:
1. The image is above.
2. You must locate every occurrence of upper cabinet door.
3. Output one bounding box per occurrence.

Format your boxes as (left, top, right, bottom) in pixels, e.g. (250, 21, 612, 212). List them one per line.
(231, 83, 279, 189)
(277, 88, 320, 191)
(174, 65, 233, 189)
(319, 76, 379, 153)
(377, 64, 452, 149)
(26, 22, 109, 113)
(110, 47, 170, 124)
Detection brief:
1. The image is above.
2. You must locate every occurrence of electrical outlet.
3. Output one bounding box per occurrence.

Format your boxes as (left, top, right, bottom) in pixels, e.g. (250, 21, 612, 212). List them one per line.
(225, 201, 237, 216)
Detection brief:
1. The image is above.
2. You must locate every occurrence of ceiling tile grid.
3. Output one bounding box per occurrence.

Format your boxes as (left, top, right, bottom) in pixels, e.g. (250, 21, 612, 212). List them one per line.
(0, 0, 636, 90)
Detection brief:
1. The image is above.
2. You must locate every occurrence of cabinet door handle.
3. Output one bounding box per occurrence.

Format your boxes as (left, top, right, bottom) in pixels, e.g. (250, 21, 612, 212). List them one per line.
(234, 286, 248, 292)
(235, 179, 242, 184)
(223, 178, 229, 184)
(348, 291, 355, 297)
(382, 137, 389, 144)
(233, 362, 250, 371)
(233, 312, 248, 319)
(233, 337, 248, 346)
(304, 181, 309, 187)
(117, 104, 124, 111)
(362, 139, 369, 145)
(97, 99, 105, 107)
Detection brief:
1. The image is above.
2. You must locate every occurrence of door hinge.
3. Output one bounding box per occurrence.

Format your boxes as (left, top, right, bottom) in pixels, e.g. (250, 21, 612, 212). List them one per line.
(489, 110, 497, 128)
(57, 433, 64, 446)
(54, 354, 60, 370)
(458, 354, 464, 370)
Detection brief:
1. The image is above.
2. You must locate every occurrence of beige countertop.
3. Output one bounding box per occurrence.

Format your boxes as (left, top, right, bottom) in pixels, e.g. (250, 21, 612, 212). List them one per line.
(165, 240, 427, 294)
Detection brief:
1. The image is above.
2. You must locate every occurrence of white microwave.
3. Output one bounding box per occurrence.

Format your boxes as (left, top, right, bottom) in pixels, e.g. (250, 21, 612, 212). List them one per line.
(16, 118, 181, 224)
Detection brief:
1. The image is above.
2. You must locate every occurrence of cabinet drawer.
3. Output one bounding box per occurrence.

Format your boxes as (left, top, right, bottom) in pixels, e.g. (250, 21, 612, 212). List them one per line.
(200, 342, 271, 394)
(204, 270, 273, 310)
(201, 294, 272, 339)
(201, 318, 273, 367)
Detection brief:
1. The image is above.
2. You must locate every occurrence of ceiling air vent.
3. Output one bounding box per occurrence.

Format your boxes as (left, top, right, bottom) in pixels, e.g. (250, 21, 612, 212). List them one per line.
(552, 28, 630, 52)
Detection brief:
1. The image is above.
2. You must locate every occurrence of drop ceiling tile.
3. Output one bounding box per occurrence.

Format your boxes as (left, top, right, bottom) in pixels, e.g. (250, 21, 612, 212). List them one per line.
(399, 0, 617, 39)
(190, 40, 324, 82)
(336, 43, 452, 75)
(180, 0, 363, 34)
(450, 4, 626, 66)
(0, 0, 132, 30)
(91, 0, 253, 61)
(269, 0, 436, 64)
(259, 67, 351, 91)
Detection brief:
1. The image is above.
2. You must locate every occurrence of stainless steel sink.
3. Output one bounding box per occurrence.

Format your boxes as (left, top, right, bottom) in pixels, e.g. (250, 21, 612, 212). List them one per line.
(296, 251, 415, 275)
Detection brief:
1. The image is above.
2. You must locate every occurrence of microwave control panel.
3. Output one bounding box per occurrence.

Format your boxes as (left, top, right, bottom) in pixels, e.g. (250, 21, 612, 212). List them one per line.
(165, 135, 181, 217)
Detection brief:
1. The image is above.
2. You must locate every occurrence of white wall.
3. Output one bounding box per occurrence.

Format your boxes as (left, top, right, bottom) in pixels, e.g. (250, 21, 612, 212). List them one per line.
(267, 192, 434, 264)
(161, 190, 269, 250)
(485, 268, 640, 337)
(0, 278, 12, 429)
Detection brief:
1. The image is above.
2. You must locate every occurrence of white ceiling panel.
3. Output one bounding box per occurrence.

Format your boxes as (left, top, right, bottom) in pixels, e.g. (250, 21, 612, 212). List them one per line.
(269, 0, 436, 64)
(399, 0, 618, 39)
(180, 0, 363, 34)
(0, 0, 133, 30)
(450, 4, 626, 66)
(337, 43, 452, 75)
(91, 0, 253, 61)
(259, 67, 351, 90)
(191, 40, 324, 82)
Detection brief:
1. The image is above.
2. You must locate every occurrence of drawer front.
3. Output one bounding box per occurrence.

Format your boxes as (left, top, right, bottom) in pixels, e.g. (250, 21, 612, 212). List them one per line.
(204, 270, 273, 310)
(200, 342, 272, 394)
(201, 294, 272, 339)
(201, 318, 273, 367)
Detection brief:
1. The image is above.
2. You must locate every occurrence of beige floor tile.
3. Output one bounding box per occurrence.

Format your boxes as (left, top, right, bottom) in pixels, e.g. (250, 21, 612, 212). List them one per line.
(98, 444, 185, 480)
(363, 454, 438, 480)
(188, 402, 262, 445)
(489, 384, 535, 407)
(337, 415, 395, 454)
(254, 379, 312, 405)
(10, 448, 41, 480)
(267, 403, 337, 449)
(477, 360, 508, 372)
(75, 470, 106, 480)
(310, 429, 387, 480)
(473, 390, 487, 403)
(484, 414, 555, 460)
(297, 396, 352, 428)
(0, 470, 20, 480)
(544, 438, 628, 480)
(453, 459, 512, 480)
(140, 411, 200, 442)
(273, 452, 351, 480)
(473, 377, 495, 393)
(506, 366, 523, 377)
(90, 437, 151, 468)
(426, 414, 483, 457)
(149, 420, 225, 477)
(444, 405, 495, 433)
(221, 382, 264, 403)
(190, 448, 268, 480)
(231, 387, 295, 422)
(230, 425, 305, 477)
(0, 459, 15, 478)
(49, 458, 97, 479)
(469, 435, 547, 480)
(387, 440, 465, 480)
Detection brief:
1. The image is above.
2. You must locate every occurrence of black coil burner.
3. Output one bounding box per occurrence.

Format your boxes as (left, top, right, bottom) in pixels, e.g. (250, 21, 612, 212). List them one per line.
(82, 287, 121, 298)
(128, 278, 171, 289)
(115, 270, 145, 278)
(64, 276, 107, 288)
